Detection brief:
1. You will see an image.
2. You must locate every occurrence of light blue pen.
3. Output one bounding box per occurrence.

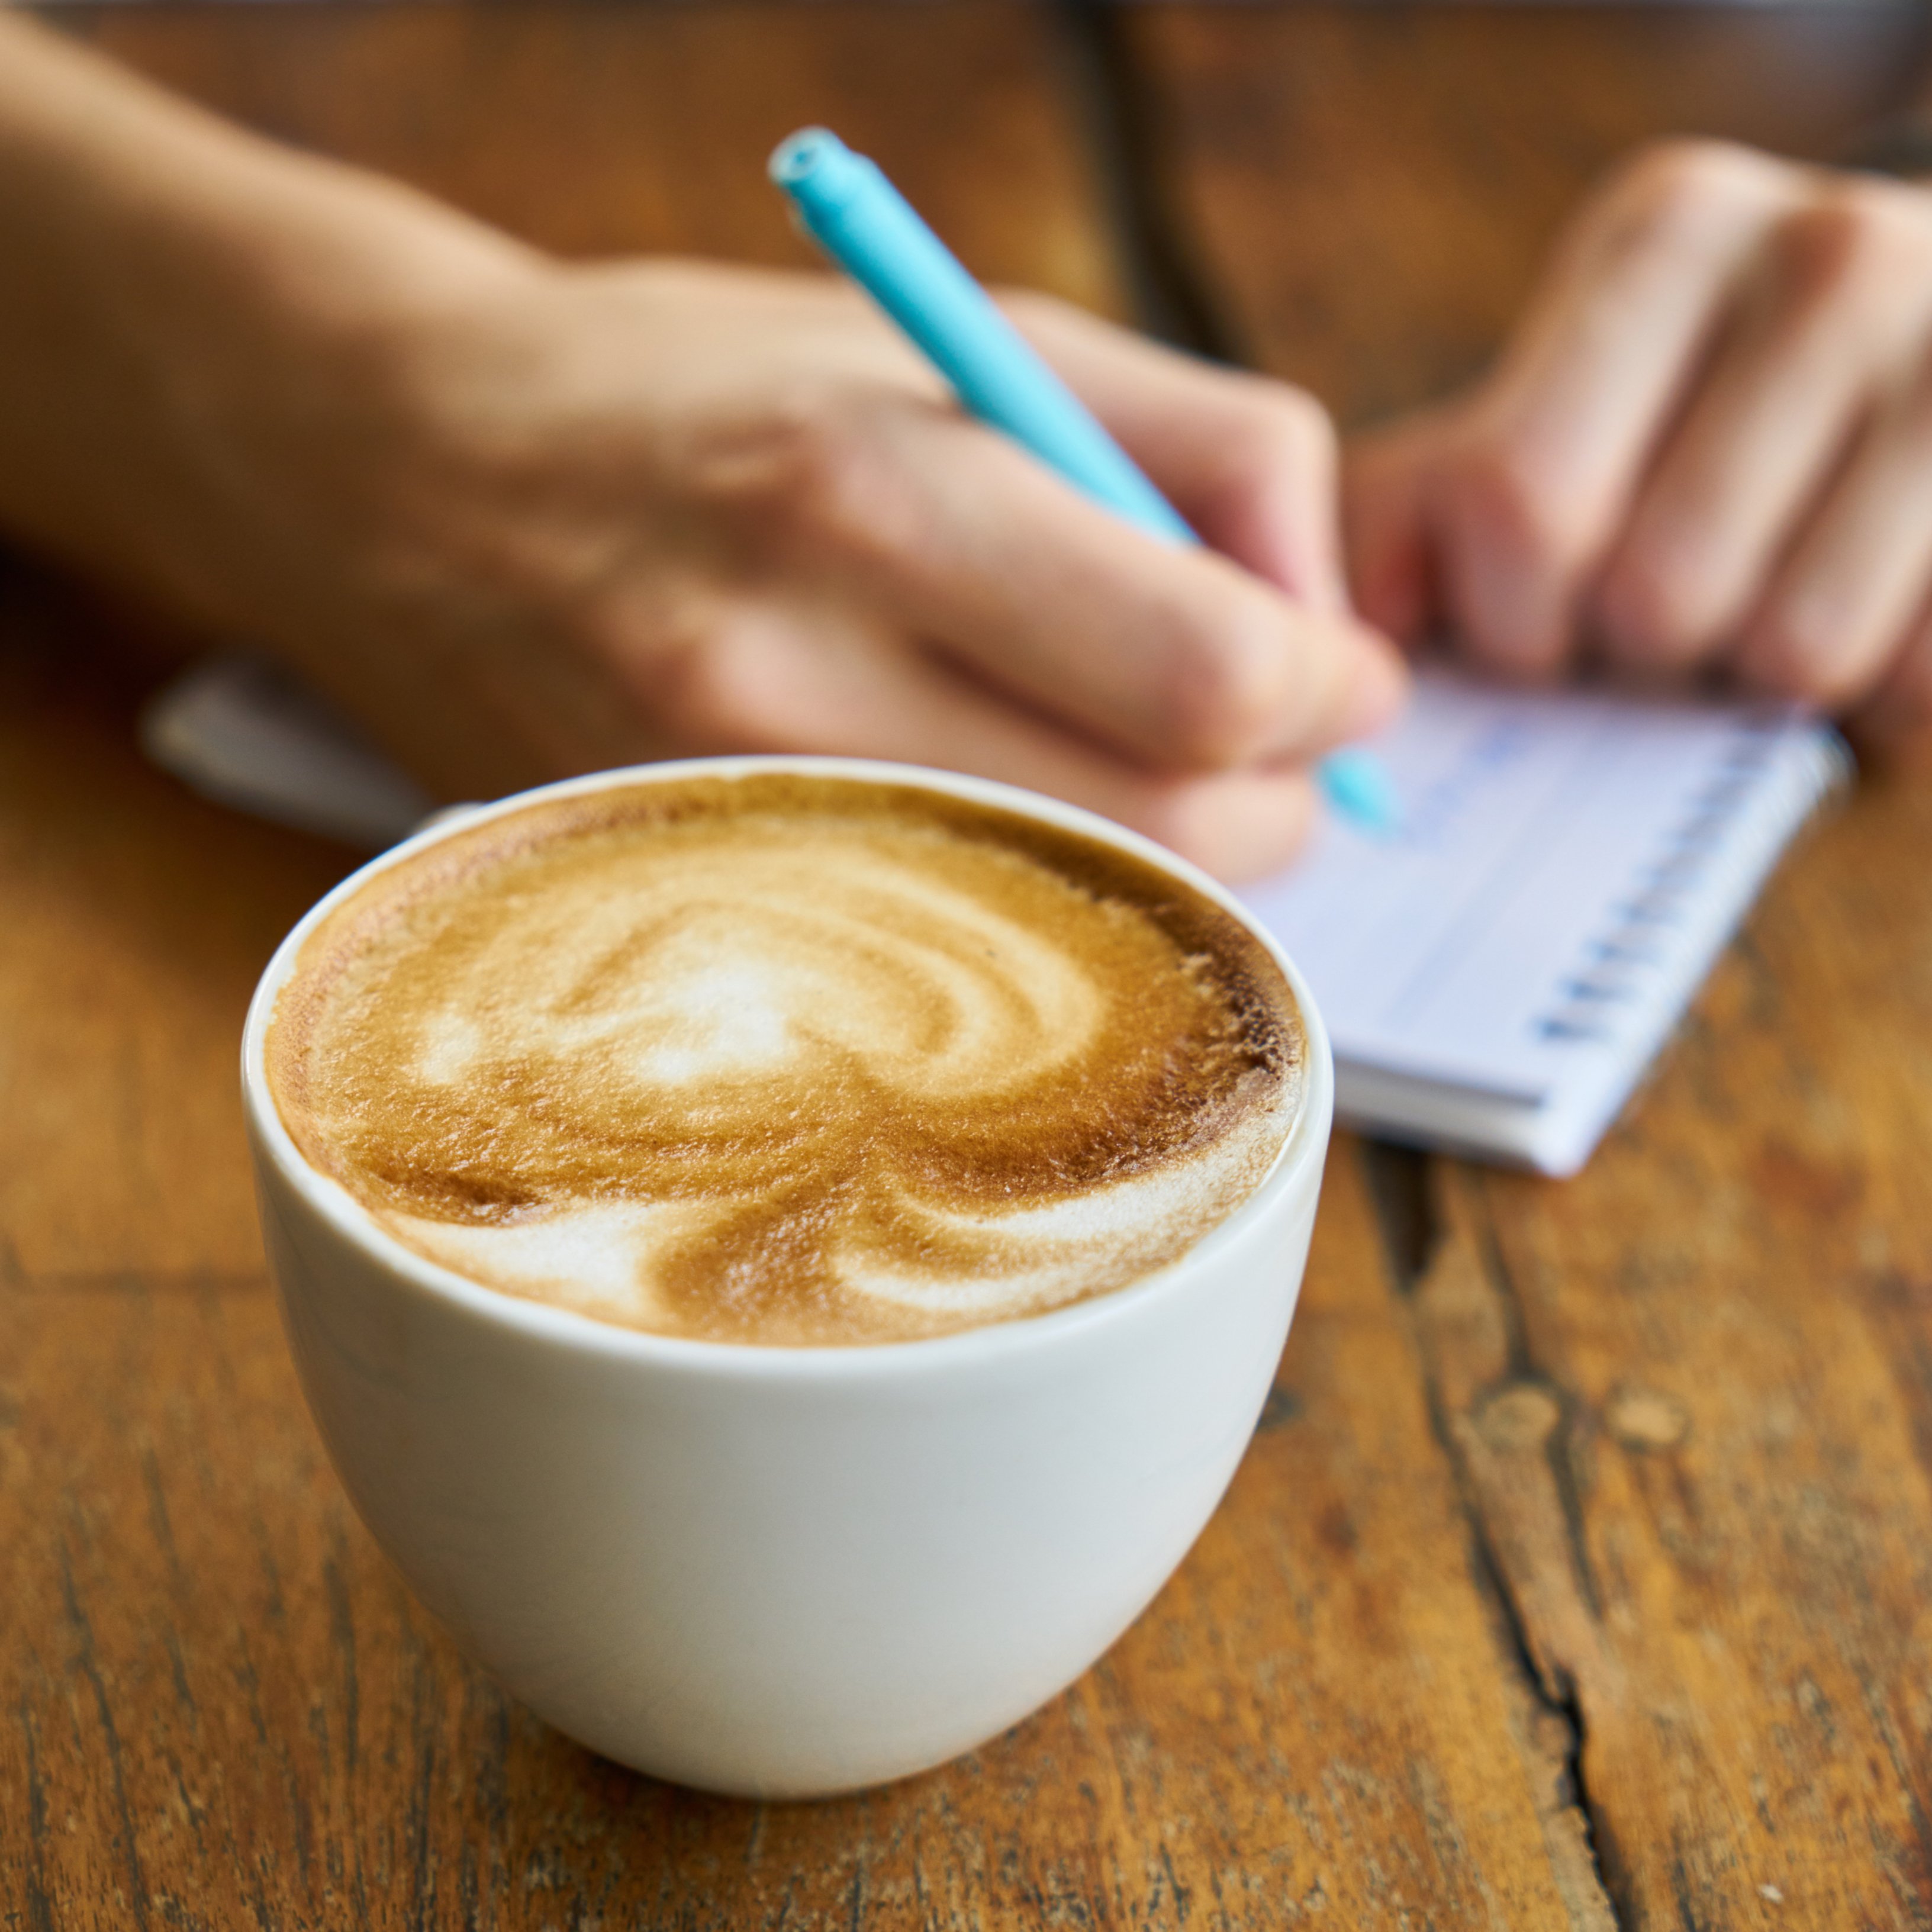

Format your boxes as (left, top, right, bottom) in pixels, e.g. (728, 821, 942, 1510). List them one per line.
(769, 125, 1400, 835)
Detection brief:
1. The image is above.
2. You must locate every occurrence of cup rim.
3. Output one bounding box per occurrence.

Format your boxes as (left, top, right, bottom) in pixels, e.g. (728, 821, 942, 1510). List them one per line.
(242, 755, 1333, 1382)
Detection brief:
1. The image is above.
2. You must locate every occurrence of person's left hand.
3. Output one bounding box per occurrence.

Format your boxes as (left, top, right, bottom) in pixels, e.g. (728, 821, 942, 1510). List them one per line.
(1346, 138, 1932, 754)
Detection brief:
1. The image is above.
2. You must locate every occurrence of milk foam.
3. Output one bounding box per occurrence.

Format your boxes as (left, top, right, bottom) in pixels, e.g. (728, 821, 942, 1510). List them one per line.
(269, 775, 1302, 1346)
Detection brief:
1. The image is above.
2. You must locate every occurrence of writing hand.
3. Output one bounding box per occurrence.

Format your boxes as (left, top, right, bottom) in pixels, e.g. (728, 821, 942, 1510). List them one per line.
(0, 18, 1402, 878)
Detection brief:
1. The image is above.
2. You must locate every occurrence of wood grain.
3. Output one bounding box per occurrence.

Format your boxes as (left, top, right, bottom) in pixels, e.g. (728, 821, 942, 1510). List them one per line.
(1407, 775, 1932, 1930)
(0, 1122, 1609, 1928)
(0, 587, 354, 1283)
(1130, 8, 1932, 1924)
(0, 612, 1588, 1923)
(10, 2, 1932, 1923)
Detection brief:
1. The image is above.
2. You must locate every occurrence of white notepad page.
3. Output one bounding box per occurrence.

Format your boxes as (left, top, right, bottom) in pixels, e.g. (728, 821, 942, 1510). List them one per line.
(1243, 671, 1848, 1175)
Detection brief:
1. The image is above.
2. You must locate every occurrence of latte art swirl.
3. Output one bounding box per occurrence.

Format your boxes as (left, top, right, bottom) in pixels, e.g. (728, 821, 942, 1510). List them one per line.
(269, 775, 1302, 1345)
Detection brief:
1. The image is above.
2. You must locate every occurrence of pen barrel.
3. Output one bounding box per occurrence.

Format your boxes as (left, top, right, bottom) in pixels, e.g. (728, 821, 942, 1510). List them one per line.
(774, 133, 1194, 545)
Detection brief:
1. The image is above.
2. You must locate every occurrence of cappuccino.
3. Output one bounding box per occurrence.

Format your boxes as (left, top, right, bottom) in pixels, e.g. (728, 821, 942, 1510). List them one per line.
(267, 772, 1302, 1346)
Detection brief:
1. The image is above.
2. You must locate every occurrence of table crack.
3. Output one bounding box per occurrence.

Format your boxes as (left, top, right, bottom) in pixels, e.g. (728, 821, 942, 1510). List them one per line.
(1044, 0, 1243, 358)
(1364, 1147, 1626, 1931)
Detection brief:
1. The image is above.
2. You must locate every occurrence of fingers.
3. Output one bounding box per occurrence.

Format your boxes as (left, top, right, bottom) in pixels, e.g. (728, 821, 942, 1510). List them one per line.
(1000, 291, 1349, 613)
(1736, 367, 1932, 707)
(1596, 174, 1932, 668)
(1344, 411, 1452, 646)
(719, 380, 1406, 777)
(1339, 141, 1797, 677)
(1435, 142, 1796, 675)
(1344, 139, 1932, 717)
(631, 594, 1323, 880)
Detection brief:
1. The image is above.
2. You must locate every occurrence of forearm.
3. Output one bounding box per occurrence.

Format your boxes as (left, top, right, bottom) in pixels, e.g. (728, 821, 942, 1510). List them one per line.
(0, 14, 528, 620)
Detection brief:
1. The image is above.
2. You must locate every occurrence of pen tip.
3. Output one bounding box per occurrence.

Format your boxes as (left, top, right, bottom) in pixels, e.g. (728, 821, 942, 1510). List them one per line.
(1319, 748, 1402, 836)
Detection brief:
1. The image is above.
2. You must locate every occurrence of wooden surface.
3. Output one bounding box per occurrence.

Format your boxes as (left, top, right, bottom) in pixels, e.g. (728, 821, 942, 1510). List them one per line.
(3, 5, 1930, 1927)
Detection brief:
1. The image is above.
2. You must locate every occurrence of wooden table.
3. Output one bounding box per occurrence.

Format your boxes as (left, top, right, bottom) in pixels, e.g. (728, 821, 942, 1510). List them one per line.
(5, 5, 1931, 1925)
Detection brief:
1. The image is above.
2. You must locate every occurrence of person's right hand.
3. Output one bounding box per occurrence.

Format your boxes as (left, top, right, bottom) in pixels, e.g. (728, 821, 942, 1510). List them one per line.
(200, 252, 1405, 878)
(0, 15, 1405, 878)
(0, 14, 1402, 884)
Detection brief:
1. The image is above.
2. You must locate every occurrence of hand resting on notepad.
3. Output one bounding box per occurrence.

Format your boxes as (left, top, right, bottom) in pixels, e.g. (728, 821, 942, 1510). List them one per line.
(1350, 140, 1932, 759)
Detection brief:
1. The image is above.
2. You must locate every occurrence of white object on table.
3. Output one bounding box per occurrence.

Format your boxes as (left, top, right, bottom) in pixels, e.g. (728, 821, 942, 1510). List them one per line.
(139, 655, 432, 849)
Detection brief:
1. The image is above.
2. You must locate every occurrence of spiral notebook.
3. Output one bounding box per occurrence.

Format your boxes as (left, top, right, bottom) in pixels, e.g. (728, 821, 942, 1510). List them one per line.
(141, 657, 1847, 1177)
(1242, 671, 1848, 1174)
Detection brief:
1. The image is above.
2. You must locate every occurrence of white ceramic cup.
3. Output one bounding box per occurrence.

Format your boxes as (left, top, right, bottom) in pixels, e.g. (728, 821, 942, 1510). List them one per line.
(242, 757, 1334, 1798)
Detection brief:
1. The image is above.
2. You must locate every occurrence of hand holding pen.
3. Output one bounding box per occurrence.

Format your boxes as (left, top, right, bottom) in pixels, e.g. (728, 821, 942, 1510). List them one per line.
(0, 14, 1403, 878)
(773, 127, 1405, 834)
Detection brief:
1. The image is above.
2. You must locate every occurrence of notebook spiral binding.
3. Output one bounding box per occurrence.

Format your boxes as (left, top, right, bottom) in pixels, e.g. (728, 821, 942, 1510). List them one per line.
(1535, 710, 1846, 1046)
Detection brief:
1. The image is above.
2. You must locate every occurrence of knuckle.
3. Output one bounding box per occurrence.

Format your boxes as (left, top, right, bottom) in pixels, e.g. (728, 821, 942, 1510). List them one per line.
(646, 633, 736, 742)
(1447, 432, 1594, 579)
(1610, 137, 1780, 229)
(1153, 607, 1293, 768)
(1775, 195, 1877, 289)
(1745, 607, 1883, 709)
(649, 623, 785, 749)
(994, 286, 1078, 336)
(1132, 778, 1315, 881)
(1770, 182, 1932, 321)
(1577, 139, 1793, 286)
(1595, 550, 1714, 665)
(1743, 614, 1837, 702)
(709, 389, 922, 561)
(1226, 384, 1338, 486)
(1260, 384, 1338, 456)
(1128, 783, 1230, 875)
(777, 412, 887, 539)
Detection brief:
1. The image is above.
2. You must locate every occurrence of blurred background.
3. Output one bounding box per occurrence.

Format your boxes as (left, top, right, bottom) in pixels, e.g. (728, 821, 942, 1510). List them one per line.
(31, 0, 1932, 432)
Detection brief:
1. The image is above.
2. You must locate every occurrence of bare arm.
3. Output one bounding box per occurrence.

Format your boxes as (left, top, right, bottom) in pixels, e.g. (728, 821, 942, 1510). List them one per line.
(0, 16, 1403, 876)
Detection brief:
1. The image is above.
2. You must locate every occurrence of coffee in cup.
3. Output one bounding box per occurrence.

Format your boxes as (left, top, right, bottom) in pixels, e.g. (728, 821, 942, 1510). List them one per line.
(265, 771, 1303, 1347)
